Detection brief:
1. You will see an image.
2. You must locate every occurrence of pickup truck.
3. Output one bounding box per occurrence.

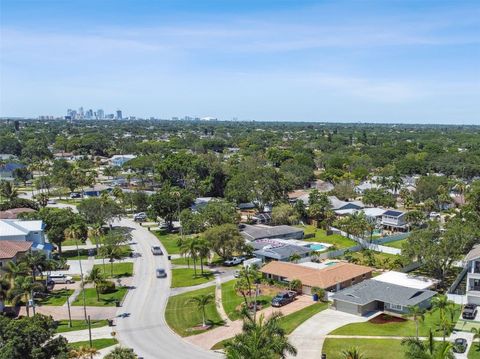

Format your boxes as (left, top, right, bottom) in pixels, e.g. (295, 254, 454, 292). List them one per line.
(271, 291, 297, 307)
(223, 256, 246, 266)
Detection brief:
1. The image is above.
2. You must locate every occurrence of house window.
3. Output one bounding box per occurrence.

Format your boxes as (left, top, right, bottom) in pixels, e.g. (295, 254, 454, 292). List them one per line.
(390, 304, 403, 311)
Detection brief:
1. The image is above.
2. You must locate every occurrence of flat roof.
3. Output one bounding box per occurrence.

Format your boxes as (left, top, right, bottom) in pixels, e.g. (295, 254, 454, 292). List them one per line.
(372, 271, 436, 290)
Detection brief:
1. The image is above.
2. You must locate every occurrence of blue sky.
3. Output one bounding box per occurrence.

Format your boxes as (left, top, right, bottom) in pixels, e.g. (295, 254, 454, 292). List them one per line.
(1, 0, 479, 124)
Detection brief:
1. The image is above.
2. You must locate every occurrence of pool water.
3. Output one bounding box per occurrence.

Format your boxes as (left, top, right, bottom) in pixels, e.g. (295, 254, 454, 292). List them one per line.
(324, 261, 337, 266)
(309, 244, 326, 251)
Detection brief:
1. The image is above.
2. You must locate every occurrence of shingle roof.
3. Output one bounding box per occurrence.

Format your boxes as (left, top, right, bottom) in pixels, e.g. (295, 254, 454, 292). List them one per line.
(260, 261, 373, 289)
(240, 224, 303, 241)
(0, 240, 32, 259)
(465, 244, 480, 262)
(0, 208, 36, 219)
(332, 279, 437, 306)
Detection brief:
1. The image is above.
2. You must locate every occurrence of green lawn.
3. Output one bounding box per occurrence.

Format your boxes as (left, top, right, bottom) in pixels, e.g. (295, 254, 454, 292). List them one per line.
(469, 344, 480, 359)
(95, 245, 132, 259)
(55, 319, 109, 333)
(278, 302, 329, 334)
(171, 268, 214, 288)
(384, 239, 407, 249)
(344, 250, 406, 270)
(62, 239, 87, 247)
(153, 231, 182, 254)
(322, 338, 405, 359)
(221, 280, 273, 321)
(171, 257, 209, 266)
(60, 248, 91, 260)
(331, 306, 460, 337)
(37, 289, 73, 306)
(72, 287, 128, 307)
(298, 225, 357, 249)
(165, 285, 224, 336)
(68, 338, 118, 350)
(93, 262, 133, 278)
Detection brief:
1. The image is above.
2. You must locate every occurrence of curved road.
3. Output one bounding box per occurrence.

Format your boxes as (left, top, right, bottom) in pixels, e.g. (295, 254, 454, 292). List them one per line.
(114, 218, 220, 359)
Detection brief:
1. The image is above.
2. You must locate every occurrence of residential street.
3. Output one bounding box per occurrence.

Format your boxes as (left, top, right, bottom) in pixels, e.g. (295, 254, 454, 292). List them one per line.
(113, 218, 220, 359)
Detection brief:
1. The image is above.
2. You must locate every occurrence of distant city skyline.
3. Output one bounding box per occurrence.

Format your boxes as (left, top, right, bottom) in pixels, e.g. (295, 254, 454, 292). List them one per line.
(1, 0, 479, 124)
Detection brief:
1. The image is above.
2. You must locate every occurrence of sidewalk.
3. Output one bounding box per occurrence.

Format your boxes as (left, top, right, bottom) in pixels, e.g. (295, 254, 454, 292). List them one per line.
(19, 305, 117, 320)
(185, 295, 314, 350)
(55, 326, 114, 342)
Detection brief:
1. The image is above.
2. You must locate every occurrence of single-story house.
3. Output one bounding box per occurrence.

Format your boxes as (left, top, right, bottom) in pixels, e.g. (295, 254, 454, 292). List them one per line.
(0, 240, 32, 269)
(82, 184, 112, 197)
(191, 197, 215, 212)
(0, 207, 36, 219)
(110, 154, 136, 167)
(354, 181, 381, 194)
(260, 261, 373, 295)
(0, 162, 26, 180)
(0, 219, 53, 257)
(253, 244, 311, 262)
(381, 210, 407, 231)
(329, 196, 364, 212)
(240, 224, 304, 241)
(310, 180, 334, 192)
(332, 279, 436, 316)
(372, 271, 437, 290)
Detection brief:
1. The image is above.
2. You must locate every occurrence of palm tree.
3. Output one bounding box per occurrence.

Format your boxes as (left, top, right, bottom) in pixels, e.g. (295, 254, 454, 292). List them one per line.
(64, 223, 87, 254)
(180, 237, 201, 276)
(0, 278, 11, 312)
(10, 275, 44, 317)
(2, 260, 28, 286)
(68, 346, 99, 358)
(85, 267, 106, 301)
(405, 305, 425, 338)
(188, 293, 214, 328)
(22, 250, 48, 281)
(99, 244, 123, 278)
(0, 180, 18, 201)
(225, 312, 297, 359)
(401, 331, 454, 359)
(471, 327, 480, 351)
(196, 237, 211, 274)
(289, 253, 301, 263)
(341, 347, 367, 359)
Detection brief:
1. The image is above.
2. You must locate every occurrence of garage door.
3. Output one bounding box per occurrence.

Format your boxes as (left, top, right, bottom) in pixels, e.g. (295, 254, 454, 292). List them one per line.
(334, 300, 359, 315)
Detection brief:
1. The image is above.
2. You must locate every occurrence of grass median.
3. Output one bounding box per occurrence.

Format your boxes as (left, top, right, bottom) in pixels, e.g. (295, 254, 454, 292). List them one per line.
(72, 287, 128, 307)
(165, 285, 224, 336)
(93, 262, 133, 278)
(171, 268, 214, 288)
(68, 338, 118, 350)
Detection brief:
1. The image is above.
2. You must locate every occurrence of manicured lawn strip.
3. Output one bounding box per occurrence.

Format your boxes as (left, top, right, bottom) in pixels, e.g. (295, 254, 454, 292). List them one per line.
(72, 287, 128, 307)
(221, 280, 273, 321)
(95, 245, 132, 259)
(171, 257, 209, 266)
(298, 225, 357, 249)
(469, 344, 480, 359)
(55, 319, 109, 333)
(37, 289, 73, 306)
(61, 248, 91, 260)
(93, 262, 133, 278)
(68, 338, 118, 350)
(154, 231, 182, 254)
(322, 338, 405, 359)
(171, 268, 214, 288)
(62, 239, 87, 247)
(165, 285, 224, 337)
(384, 239, 407, 249)
(278, 302, 329, 334)
(330, 306, 460, 337)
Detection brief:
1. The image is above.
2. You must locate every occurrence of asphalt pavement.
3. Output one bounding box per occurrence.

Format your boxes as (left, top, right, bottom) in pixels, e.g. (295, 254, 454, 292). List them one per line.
(113, 218, 221, 359)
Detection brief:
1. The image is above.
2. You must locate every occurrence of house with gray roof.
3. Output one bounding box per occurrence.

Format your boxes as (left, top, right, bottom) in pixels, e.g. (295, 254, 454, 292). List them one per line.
(381, 210, 407, 231)
(332, 279, 436, 316)
(463, 244, 480, 305)
(240, 224, 304, 241)
(253, 244, 311, 262)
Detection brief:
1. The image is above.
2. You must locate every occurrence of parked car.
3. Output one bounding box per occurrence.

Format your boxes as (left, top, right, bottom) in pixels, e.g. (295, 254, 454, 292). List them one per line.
(158, 222, 169, 230)
(233, 270, 241, 278)
(70, 192, 82, 199)
(47, 199, 56, 204)
(151, 246, 163, 255)
(224, 256, 246, 266)
(462, 304, 477, 320)
(156, 268, 167, 278)
(49, 274, 73, 284)
(453, 338, 468, 353)
(133, 212, 147, 222)
(271, 291, 297, 307)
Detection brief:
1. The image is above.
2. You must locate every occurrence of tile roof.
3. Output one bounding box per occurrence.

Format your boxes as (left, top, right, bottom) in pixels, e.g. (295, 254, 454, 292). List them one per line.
(0, 240, 32, 259)
(260, 261, 373, 289)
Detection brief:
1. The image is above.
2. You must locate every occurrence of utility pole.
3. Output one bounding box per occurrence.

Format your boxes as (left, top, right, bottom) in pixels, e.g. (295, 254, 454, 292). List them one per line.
(30, 289, 36, 316)
(65, 286, 72, 328)
(76, 238, 88, 323)
(88, 315, 93, 359)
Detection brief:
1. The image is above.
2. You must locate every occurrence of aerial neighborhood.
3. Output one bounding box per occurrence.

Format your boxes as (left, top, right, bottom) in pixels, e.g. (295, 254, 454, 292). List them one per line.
(0, 119, 479, 359)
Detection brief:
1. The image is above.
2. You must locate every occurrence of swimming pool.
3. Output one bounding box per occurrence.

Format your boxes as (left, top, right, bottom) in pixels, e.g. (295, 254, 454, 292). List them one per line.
(324, 261, 337, 266)
(309, 244, 327, 251)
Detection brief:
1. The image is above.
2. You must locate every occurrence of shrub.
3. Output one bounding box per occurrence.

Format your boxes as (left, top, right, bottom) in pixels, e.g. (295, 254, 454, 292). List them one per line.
(98, 280, 116, 294)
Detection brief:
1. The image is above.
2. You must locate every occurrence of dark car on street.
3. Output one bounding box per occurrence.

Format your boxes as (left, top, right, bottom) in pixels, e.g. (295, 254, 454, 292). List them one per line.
(462, 304, 477, 320)
(271, 291, 297, 307)
(453, 338, 468, 353)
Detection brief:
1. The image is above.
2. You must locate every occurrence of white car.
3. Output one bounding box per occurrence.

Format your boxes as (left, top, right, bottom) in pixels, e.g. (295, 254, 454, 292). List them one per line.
(49, 274, 73, 284)
(156, 268, 167, 278)
(151, 246, 163, 255)
(133, 212, 147, 222)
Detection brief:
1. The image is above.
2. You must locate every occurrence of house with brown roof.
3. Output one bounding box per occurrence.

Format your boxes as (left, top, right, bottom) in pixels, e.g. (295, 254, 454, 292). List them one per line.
(0, 240, 32, 269)
(260, 261, 373, 295)
(0, 207, 36, 219)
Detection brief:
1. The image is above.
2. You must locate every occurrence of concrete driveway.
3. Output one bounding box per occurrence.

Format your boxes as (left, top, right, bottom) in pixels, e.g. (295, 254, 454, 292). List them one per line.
(287, 308, 368, 359)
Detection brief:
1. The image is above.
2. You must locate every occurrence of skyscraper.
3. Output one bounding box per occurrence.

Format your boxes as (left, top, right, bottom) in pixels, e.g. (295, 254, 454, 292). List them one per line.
(116, 110, 122, 120)
(78, 107, 84, 119)
(96, 109, 104, 119)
